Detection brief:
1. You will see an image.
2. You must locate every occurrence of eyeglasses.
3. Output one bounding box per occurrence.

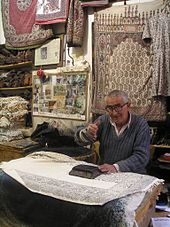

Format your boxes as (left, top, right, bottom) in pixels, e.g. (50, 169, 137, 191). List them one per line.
(105, 102, 128, 112)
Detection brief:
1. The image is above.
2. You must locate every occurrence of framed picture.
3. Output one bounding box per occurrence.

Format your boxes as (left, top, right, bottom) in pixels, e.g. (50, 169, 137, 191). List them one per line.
(34, 36, 63, 68)
(32, 69, 89, 120)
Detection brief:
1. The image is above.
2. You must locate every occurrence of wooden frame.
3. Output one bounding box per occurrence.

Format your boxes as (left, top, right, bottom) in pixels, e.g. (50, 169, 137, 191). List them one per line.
(32, 69, 89, 120)
(34, 36, 63, 68)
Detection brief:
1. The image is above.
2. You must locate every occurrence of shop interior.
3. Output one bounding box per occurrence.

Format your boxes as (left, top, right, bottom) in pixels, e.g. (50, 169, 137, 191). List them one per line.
(0, 0, 170, 226)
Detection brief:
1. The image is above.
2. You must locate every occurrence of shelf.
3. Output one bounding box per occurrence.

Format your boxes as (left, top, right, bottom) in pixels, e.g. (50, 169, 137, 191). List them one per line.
(151, 145, 170, 149)
(0, 61, 32, 70)
(0, 86, 32, 91)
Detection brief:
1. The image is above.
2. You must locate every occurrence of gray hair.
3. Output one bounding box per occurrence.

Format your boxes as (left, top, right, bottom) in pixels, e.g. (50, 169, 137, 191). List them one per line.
(105, 90, 129, 103)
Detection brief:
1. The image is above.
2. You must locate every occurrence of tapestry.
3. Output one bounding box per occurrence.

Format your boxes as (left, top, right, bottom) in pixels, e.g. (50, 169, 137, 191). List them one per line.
(1, 0, 53, 49)
(35, 0, 70, 25)
(92, 0, 167, 121)
(66, 0, 86, 47)
(0, 0, 5, 45)
(143, 11, 170, 96)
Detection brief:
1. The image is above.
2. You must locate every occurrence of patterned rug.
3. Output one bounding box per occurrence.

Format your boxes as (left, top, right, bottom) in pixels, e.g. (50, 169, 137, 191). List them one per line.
(1, 0, 52, 49)
(92, 0, 167, 121)
(35, 0, 70, 25)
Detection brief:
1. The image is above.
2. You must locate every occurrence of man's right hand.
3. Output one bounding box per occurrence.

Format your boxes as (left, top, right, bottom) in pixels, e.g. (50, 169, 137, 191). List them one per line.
(87, 121, 100, 139)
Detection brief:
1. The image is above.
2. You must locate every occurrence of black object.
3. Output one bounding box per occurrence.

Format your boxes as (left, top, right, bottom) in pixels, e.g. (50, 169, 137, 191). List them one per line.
(31, 122, 78, 147)
(69, 164, 102, 179)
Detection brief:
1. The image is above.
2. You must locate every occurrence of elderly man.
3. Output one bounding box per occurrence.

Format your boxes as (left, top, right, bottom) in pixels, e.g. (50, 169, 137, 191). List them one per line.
(75, 90, 150, 174)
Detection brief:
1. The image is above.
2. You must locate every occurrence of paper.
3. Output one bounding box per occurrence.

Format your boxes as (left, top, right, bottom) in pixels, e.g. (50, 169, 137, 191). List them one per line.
(152, 217, 170, 227)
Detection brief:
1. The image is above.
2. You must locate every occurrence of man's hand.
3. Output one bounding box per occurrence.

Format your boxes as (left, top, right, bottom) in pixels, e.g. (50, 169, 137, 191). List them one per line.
(87, 121, 100, 139)
(98, 164, 118, 173)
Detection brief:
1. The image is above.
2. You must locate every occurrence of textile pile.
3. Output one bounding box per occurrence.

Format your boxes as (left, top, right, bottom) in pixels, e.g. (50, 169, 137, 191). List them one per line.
(0, 96, 28, 142)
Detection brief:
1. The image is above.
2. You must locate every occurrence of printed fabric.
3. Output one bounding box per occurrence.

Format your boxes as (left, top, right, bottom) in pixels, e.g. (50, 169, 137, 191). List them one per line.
(143, 12, 170, 96)
(1, 0, 52, 49)
(35, 0, 70, 25)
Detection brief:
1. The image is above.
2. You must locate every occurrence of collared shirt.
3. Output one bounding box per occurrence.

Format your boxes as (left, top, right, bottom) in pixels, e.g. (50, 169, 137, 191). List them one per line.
(110, 113, 131, 172)
(110, 113, 131, 136)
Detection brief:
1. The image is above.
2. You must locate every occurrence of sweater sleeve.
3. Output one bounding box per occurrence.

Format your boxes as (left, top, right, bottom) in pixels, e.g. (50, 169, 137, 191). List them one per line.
(116, 119, 150, 174)
(74, 116, 103, 146)
(74, 126, 96, 146)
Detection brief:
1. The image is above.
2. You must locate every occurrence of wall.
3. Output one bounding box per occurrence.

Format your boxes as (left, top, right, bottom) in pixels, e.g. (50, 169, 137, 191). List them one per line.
(33, 0, 157, 132)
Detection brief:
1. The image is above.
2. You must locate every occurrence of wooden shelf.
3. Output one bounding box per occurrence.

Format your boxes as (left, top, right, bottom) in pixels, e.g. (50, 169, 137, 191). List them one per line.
(0, 86, 32, 91)
(151, 145, 170, 149)
(0, 61, 32, 70)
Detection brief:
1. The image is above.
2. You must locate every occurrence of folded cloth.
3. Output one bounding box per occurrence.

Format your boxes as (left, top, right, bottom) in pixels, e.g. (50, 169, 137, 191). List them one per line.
(69, 164, 102, 179)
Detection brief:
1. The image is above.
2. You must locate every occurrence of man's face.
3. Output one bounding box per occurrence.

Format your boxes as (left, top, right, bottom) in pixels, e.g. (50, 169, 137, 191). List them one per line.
(105, 96, 130, 126)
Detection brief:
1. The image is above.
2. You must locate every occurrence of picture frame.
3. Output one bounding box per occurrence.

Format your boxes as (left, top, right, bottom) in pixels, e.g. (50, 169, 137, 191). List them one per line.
(32, 69, 89, 121)
(34, 36, 63, 68)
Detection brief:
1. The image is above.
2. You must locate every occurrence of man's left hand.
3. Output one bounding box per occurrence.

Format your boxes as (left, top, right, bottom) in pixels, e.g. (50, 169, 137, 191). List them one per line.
(98, 164, 118, 173)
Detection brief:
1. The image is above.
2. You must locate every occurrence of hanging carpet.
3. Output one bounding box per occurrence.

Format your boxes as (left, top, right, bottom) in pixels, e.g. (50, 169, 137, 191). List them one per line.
(1, 0, 53, 49)
(35, 0, 70, 25)
(143, 11, 170, 96)
(92, 0, 167, 121)
(66, 0, 86, 47)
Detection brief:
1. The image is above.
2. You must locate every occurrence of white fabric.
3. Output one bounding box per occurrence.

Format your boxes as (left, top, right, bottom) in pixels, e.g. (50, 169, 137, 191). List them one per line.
(2, 151, 164, 206)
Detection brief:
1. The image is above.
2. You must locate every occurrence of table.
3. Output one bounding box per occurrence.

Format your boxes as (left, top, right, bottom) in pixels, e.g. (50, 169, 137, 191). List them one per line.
(0, 151, 164, 227)
(0, 138, 40, 162)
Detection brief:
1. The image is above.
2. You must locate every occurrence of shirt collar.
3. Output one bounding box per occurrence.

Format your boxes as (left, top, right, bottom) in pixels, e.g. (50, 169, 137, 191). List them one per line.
(110, 112, 131, 128)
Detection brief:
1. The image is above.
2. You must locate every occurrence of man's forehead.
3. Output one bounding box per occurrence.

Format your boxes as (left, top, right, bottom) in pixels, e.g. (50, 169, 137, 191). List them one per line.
(106, 96, 123, 102)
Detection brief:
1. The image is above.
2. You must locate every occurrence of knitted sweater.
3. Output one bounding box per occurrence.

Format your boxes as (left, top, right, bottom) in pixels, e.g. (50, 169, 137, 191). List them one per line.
(75, 113, 150, 174)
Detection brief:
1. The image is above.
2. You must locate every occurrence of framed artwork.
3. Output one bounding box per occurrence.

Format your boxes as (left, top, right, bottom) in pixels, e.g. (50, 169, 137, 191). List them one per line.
(34, 36, 63, 68)
(32, 69, 89, 120)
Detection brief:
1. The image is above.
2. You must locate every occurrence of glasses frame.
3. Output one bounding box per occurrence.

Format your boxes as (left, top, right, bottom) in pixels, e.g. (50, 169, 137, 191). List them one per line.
(105, 102, 128, 113)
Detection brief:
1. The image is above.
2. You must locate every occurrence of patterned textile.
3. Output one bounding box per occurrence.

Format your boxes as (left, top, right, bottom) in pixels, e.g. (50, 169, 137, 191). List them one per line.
(35, 0, 70, 25)
(0, 168, 154, 227)
(1, 0, 53, 49)
(80, 0, 109, 7)
(66, 0, 86, 47)
(92, 0, 167, 121)
(0, 0, 5, 45)
(143, 12, 170, 96)
(2, 151, 163, 206)
(0, 96, 28, 142)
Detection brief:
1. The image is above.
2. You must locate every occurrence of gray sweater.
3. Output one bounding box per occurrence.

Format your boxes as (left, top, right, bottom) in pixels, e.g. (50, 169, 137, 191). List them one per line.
(75, 113, 150, 174)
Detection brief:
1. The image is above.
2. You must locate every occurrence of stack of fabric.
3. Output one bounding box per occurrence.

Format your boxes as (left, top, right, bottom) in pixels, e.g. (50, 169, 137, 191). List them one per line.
(0, 96, 28, 142)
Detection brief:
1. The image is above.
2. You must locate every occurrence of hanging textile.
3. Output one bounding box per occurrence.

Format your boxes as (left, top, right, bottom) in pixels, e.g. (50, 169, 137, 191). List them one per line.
(0, 0, 5, 45)
(92, 0, 167, 121)
(35, 0, 70, 25)
(66, 0, 86, 47)
(142, 7, 170, 96)
(1, 0, 53, 49)
(80, 0, 109, 7)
